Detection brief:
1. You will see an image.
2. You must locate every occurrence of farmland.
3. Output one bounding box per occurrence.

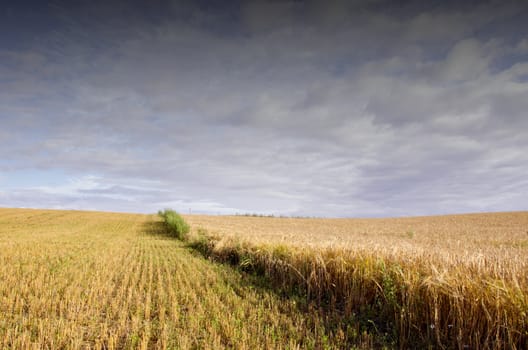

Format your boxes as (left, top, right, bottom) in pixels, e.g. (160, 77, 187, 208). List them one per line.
(1, 208, 527, 349)
(185, 211, 528, 255)
(184, 212, 528, 288)
(0, 208, 357, 349)
(184, 212, 528, 349)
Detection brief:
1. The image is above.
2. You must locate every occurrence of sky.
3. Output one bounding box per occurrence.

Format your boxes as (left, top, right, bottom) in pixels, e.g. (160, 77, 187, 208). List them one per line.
(1, 0, 527, 217)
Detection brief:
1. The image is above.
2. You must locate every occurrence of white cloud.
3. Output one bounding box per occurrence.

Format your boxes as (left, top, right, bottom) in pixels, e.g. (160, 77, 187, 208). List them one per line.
(33, 175, 101, 196)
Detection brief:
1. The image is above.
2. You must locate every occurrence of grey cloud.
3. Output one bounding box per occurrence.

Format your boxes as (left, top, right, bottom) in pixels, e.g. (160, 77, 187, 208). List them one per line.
(1, 0, 527, 216)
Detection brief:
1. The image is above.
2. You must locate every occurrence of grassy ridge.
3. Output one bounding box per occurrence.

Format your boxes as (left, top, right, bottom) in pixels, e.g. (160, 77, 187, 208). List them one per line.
(162, 211, 528, 349)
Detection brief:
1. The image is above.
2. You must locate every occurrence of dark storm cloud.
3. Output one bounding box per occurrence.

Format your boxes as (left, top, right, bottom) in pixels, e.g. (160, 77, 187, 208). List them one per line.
(1, 0, 527, 216)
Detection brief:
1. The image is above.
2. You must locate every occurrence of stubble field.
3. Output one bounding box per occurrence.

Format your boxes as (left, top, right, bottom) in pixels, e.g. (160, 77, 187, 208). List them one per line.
(0, 208, 355, 349)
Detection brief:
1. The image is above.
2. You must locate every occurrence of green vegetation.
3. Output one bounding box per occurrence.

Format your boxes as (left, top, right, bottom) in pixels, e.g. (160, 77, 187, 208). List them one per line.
(158, 208, 190, 240)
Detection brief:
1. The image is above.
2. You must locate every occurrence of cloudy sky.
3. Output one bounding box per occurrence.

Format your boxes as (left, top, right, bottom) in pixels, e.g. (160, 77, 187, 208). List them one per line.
(1, 0, 527, 217)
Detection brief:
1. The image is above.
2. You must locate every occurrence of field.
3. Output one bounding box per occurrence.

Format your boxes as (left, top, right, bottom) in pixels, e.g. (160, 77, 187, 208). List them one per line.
(184, 212, 528, 349)
(185, 212, 528, 253)
(185, 212, 528, 281)
(0, 208, 357, 349)
(1, 208, 527, 349)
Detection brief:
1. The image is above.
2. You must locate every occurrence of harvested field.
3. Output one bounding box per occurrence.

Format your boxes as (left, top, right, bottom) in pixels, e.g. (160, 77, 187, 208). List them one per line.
(0, 208, 360, 349)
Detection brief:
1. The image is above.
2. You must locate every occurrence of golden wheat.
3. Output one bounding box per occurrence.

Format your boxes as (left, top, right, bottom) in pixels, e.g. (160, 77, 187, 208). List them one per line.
(184, 212, 528, 349)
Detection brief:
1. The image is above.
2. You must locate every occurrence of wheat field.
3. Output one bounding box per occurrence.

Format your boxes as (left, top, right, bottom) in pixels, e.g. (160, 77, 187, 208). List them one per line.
(2, 208, 527, 349)
(185, 212, 528, 251)
(0, 208, 359, 349)
(185, 212, 528, 279)
(185, 212, 528, 349)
